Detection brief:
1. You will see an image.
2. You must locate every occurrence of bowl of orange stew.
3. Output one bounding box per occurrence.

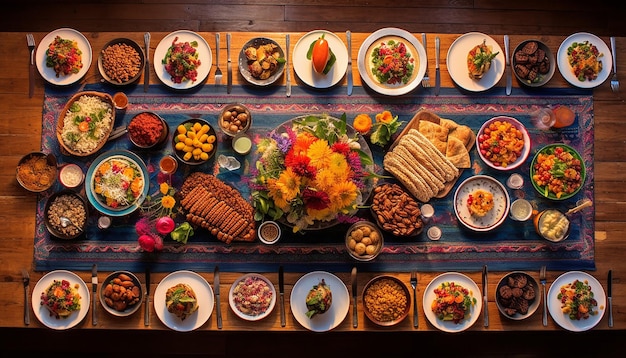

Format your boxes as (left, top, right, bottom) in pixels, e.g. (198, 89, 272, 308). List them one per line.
(476, 116, 530, 171)
(530, 143, 585, 200)
(128, 112, 169, 149)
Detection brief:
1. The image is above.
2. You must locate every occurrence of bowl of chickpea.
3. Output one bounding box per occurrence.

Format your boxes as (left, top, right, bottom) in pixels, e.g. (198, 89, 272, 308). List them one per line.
(97, 38, 145, 86)
(172, 118, 217, 165)
(345, 220, 384, 261)
(219, 103, 252, 137)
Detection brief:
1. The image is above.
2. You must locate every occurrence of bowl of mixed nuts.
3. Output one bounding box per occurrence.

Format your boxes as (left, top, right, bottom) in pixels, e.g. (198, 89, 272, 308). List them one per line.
(370, 182, 423, 237)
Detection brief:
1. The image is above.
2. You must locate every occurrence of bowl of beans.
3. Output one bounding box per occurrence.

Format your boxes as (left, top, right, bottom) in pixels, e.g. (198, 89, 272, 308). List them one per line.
(476, 116, 531, 171)
(44, 189, 89, 239)
(219, 103, 252, 137)
(98, 38, 145, 86)
(99, 270, 143, 317)
(128, 112, 169, 149)
(362, 275, 410, 326)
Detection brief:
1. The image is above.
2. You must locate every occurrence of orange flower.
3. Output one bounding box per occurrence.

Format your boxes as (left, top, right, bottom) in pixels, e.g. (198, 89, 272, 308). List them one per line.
(352, 114, 372, 134)
(375, 110, 394, 123)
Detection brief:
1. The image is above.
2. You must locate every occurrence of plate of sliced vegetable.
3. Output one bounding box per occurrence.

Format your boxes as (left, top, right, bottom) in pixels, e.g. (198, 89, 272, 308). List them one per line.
(357, 27, 426, 96)
(557, 32, 612, 89)
(547, 271, 605, 332)
(36, 28, 92, 86)
(423, 272, 481, 333)
(530, 143, 586, 200)
(154, 30, 212, 90)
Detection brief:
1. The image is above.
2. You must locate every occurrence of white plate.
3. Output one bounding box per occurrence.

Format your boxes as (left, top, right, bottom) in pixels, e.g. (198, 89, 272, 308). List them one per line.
(357, 27, 427, 96)
(290, 271, 349, 332)
(447, 32, 505, 92)
(292, 30, 348, 89)
(547, 271, 606, 332)
(154, 270, 214, 332)
(557, 32, 612, 89)
(229, 273, 276, 321)
(35, 28, 92, 86)
(423, 272, 482, 333)
(154, 30, 212, 90)
(454, 175, 510, 232)
(31, 270, 90, 330)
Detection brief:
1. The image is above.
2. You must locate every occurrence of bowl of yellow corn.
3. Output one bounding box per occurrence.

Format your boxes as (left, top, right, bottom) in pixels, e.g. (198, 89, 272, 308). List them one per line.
(172, 118, 217, 165)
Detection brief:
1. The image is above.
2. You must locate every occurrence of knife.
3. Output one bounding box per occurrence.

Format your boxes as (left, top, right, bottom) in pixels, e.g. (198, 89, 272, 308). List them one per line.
(351, 267, 358, 328)
(434, 37, 441, 96)
(226, 33, 232, 94)
(482, 264, 489, 327)
(143, 32, 151, 93)
(346, 31, 353, 96)
(144, 266, 150, 326)
(279, 265, 286, 327)
(606, 270, 613, 327)
(214, 265, 222, 329)
(285, 34, 291, 97)
(504, 35, 512, 96)
(92, 264, 98, 326)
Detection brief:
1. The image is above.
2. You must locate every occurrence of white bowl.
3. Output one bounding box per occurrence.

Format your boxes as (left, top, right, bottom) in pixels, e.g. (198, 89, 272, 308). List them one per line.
(229, 273, 276, 321)
(476, 116, 530, 171)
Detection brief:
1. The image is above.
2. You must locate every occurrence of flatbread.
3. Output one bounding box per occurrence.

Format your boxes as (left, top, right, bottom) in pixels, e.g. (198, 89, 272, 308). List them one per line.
(418, 120, 448, 154)
(446, 136, 471, 168)
(448, 125, 473, 147)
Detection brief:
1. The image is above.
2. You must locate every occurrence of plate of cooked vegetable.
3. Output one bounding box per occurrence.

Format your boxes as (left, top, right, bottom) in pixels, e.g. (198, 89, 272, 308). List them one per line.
(36, 28, 92, 86)
(557, 32, 612, 89)
(32, 270, 90, 330)
(293, 30, 348, 89)
(154, 30, 212, 90)
(547, 271, 605, 332)
(290, 271, 349, 332)
(423, 272, 482, 333)
(447, 32, 504, 92)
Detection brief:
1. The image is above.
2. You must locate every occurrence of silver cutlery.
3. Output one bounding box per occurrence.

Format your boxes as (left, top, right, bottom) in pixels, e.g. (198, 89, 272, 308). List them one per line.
(351, 267, 358, 328)
(421, 33, 430, 88)
(606, 270, 613, 327)
(226, 33, 232, 94)
(144, 266, 150, 326)
(610, 37, 619, 93)
(540, 265, 547, 326)
(410, 271, 418, 328)
(26, 34, 35, 98)
(22, 269, 30, 325)
(279, 266, 285, 327)
(482, 265, 489, 327)
(214, 265, 222, 329)
(214, 33, 222, 87)
(285, 34, 291, 97)
(346, 31, 353, 96)
(60, 216, 83, 232)
(434, 37, 441, 96)
(504, 35, 512, 96)
(92, 264, 98, 326)
(143, 32, 151, 93)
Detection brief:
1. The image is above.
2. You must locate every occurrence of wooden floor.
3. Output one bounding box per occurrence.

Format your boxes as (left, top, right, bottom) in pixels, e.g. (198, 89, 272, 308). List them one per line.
(2, 1, 625, 357)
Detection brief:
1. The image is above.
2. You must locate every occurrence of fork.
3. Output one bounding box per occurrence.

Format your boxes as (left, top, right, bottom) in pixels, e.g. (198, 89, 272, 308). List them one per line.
(540, 265, 547, 326)
(410, 271, 418, 328)
(610, 37, 619, 93)
(421, 33, 430, 88)
(22, 269, 30, 325)
(214, 33, 222, 87)
(27, 34, 35, 98)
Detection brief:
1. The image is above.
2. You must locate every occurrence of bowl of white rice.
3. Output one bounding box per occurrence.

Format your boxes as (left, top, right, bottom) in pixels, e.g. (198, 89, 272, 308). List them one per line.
(56, 91, 115, 156)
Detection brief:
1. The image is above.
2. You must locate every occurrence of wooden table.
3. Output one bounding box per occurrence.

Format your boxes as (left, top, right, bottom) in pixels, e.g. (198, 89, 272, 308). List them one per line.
(0, 31, 624, 344)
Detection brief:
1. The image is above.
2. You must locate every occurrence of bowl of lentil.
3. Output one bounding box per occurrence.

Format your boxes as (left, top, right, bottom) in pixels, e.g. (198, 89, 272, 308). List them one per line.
(98, 38, 145, 86)
(128, 112, 169, 149)
(362, 275, 410, 326)
(44, 189, 89, 239)
(16, 152, 58, 192)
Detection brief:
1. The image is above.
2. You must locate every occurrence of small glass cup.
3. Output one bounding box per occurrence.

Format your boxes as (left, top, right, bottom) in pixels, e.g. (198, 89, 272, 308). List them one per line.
(420, 203, 434, 223)
(159, 155, 178, 175)
(98, 216, 112, 229)
(506, 173, 524, 189)
(113, 92, 128, 110)
(509, 199, 533, 221)
(427, 226, 442, 241)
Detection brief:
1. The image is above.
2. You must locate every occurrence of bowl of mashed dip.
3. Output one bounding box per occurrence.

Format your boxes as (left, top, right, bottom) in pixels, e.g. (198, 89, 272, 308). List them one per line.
(533, 209, 570, 242)
(59, 163, 85, 188)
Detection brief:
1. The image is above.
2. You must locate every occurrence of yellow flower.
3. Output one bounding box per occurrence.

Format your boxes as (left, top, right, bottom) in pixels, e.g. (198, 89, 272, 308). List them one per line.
(306, 207, 333, 221)
(275, 167, 301, 201)
(376, 110, 394, 123)
(328, 152, 349, 179)
(161, 195, 176, 209)
(267, 178, 291, 211)
(353, 114, 373, 134)
(307, 139, 333, 169)
(328, 180, 358, 212)
(159, 182, 170, 195)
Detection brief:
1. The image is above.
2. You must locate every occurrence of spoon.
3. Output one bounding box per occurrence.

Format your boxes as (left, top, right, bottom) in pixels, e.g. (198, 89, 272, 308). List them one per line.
(565, 199, 593, 216)
(60, 216, 83, 232)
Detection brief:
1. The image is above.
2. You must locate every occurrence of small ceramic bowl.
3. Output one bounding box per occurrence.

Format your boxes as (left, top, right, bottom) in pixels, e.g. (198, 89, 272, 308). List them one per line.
(58, 163, 85, 189)
(512, 39, 555, 87)
(128, 112, 169, 149)
(172, 118, 217, 165)
(16, 151, 57, 192)
(495, 271, 540, 320)
(229, 273, 276, 321)
(219, 103, 252, 137)
(362, 275, 410, 326)
(345, 221, 383, 261)
(476, 116, 531, 171)
(238, 37, 285, 86)
(99, 270, 143, 317)
(258, 221, 281, 244)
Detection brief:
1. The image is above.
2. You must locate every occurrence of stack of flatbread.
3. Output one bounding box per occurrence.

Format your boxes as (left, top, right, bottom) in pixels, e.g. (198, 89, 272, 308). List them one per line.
(383, 110, 474, 202)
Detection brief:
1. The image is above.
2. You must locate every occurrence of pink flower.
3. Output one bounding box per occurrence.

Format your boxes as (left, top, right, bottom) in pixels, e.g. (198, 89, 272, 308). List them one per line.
(156, 216, 175, 234)
(135, 217, 152, 236)
(138, 234, 156, 252)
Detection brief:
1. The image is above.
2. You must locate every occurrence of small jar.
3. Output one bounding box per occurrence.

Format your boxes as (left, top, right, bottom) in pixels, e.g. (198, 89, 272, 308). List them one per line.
(98, 216, 112, 229)
(506, 173, 524, 189)
(159, 155, 178, 175)
(509, 199, 533, 221)
(427, 226, 442, 241)
(113, 92, 128, 110)
(420, 203, 434, 223)
(258, 221, 281, 244)
(232, 132, 252, 155)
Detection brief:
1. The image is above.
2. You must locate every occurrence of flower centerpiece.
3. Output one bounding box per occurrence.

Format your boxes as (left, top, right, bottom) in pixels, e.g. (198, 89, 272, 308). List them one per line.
(251, 114, 374, 232)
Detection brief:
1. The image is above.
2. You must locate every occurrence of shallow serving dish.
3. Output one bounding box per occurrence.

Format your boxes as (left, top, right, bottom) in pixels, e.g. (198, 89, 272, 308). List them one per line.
(16, 151, 58, 192)
(512, 39, 555, 87)
(229, 273, 276, 321)
(495, 271, 540, 320)
(44, 189, 89, 239)
(238, 37, 285, 86)
(362, 275, 410, 326)
(476, 116, 530, 171)
(172, 118, 217, 165)
(99, 270, 143, 317)
(98, 38, 145, 86)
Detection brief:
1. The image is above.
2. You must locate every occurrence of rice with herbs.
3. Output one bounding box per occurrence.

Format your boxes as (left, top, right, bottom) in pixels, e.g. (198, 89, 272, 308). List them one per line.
(61, 95, 113, 153)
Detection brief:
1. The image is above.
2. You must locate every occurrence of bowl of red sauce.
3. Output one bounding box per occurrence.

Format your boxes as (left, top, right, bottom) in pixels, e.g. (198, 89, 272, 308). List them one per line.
(127, 112, 169, 149)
